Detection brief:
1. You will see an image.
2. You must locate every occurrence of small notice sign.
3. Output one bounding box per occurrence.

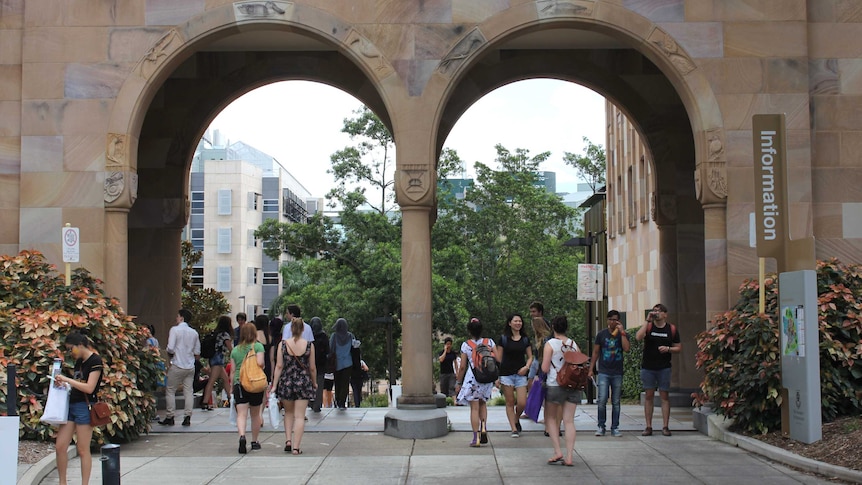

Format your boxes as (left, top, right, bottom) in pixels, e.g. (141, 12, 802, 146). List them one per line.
(577, 263, 603, 302)
(62, 226, 80, 263)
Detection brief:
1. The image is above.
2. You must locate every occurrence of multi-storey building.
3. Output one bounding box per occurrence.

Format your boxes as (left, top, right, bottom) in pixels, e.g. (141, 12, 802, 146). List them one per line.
(186, 131, 320, 317)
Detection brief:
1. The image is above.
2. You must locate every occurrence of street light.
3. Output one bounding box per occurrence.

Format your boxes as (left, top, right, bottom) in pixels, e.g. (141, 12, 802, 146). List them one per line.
(564, 233, 596, 404)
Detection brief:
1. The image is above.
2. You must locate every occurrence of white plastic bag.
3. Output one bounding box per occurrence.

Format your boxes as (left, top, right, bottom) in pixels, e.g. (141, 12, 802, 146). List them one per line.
(268, 392, 280, 430)
(41, 381, 70, 425)
(228, 395, 237, 426)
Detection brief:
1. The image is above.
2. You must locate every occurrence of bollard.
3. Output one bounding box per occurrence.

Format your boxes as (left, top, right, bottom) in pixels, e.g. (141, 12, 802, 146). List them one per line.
(100, 443, 121, 485)
(7, 364, 17, 416)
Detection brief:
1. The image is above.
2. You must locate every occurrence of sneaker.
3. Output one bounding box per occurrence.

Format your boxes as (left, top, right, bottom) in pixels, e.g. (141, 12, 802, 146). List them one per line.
(595, 427, 606, 437)
(511, 431, 520, 438)
(611, 429, 623, 437)
(515, 421, 522, 433)
(238, 436, 247, 454)
(250, 441, 261, 450)
(181, 416, 191, 427)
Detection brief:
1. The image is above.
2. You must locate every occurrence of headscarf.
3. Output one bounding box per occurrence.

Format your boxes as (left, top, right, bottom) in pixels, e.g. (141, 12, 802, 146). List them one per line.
(310, 316, 324, 335)
(333, 317, 352, 347)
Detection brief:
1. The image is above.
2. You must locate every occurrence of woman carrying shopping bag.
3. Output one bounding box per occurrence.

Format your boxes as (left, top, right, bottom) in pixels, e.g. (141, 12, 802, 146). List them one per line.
(53, 330, 104, 485)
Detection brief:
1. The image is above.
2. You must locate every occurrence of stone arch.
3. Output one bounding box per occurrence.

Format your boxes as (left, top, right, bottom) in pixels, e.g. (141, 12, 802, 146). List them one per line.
(424, 4, 730, 389)
(104, 3, 395, 331)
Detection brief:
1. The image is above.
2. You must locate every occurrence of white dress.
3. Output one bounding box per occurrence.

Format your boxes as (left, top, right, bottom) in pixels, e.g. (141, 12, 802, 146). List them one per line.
(456, 339, 496, 404)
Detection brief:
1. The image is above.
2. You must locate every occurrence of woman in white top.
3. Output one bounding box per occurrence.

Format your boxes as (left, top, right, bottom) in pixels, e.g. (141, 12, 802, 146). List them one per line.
(541, 315, 582, 467)
(455, 317, 496, 447)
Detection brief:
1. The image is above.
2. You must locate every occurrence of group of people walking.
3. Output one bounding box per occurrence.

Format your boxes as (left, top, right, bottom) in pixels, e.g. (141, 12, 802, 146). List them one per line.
(443, 300, 681, 467)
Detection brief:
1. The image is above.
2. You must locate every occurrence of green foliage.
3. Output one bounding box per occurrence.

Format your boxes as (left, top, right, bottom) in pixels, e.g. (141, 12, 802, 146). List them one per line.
(694, 258, 862, 434)
(489, 395, 507, 406)
(0, 250, 162, 443)
(359, 393, 390, 407)
(180, 241, 231, 331)
(563, 137, 606, 194)
(622, 331, 644, 401)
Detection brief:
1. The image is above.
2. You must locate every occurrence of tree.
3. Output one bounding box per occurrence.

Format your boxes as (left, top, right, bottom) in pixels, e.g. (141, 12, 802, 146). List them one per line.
(181, 241, 231, 331)
(563, 136, 606, 193)
(439, 144, 586, 339)
(327, 106, 396, 215)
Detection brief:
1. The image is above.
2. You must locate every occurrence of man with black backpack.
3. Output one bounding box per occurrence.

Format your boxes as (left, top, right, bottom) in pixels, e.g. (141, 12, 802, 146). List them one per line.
(455, 318, 498, 447)
(636, 303, 681, 437)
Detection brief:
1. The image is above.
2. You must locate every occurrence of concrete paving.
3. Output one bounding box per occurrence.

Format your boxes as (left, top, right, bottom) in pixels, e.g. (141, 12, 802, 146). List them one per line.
(22, 404, 845, 484)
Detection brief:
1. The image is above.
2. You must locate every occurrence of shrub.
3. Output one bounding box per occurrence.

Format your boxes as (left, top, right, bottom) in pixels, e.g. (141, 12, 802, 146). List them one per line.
(622, 331, 644, 401)
(359, 392, 390, 407)
(0, 251, 163, 443)
(694, 258, 862, 434)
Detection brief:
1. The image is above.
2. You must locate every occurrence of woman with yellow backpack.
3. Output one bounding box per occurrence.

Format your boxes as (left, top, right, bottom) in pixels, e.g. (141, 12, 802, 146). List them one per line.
(230, 323, 266, 454)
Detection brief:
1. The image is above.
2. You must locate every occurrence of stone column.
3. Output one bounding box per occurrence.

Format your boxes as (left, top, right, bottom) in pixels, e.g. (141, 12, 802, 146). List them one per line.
(103, 169, 137, 310)
(398, 204, 434, 406)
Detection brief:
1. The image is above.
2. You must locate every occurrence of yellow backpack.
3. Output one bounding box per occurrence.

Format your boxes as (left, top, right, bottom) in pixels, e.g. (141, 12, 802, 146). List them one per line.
(239, 345, 267, 393)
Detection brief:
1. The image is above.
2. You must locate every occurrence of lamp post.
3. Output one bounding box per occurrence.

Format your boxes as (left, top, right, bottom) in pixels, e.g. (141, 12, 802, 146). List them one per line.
(564, 233, 596, 404)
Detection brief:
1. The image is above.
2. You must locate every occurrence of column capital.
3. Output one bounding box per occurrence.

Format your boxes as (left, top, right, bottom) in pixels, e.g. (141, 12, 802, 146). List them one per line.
(104, 170, 138, 210)
(395, 165, 435, 208)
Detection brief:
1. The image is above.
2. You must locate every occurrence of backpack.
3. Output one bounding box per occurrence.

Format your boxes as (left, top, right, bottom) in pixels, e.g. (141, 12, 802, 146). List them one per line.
(200, 331, 218, 359)
(466, 338, 499, 384)
(239, 346, 267, 393)
(555, 339, 590, 390)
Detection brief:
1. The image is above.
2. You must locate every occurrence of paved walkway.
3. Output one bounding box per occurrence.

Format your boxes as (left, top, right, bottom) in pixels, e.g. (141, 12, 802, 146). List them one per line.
(21, 405, 843, 484)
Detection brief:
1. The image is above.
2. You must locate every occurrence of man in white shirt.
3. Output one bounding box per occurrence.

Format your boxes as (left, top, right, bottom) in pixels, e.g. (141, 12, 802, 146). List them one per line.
(283, 304, 314, 342)
(160, 308, 200, 427)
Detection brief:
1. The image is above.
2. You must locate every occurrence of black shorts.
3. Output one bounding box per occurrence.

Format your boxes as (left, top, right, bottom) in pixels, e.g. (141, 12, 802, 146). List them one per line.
(233, 384, 264, 406)
(324, 378, 334, 391)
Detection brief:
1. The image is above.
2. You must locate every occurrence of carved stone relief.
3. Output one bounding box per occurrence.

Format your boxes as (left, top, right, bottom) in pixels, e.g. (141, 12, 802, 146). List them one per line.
(106, 133, 126, 168)
(707, 128, 724, 162)
(104, 171, 138, 208)
(647, 27, 696, 76)
(696, 129, 728, 204)
(398, 164, 430, 203)
(536, 0, 596, 18)
(137, 29, 181, 79)
(234, 1, 293, 20)
(652, 191, 677, 225)
(345, 30, 394, 80)
(437, 28, 486, 77)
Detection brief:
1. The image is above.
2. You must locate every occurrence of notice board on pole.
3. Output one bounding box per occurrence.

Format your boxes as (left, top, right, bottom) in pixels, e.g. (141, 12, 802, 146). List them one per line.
(577, 263, 603, 302)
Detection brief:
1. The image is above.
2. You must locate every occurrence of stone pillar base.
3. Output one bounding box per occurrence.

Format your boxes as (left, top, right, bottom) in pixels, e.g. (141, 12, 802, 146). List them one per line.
(384, 408, 448, 439)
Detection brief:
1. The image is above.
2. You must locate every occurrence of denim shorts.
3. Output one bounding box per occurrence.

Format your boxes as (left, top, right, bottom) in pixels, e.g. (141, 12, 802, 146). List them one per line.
(68, 401, 91, 425)
(546, 385, 582, 404)
(640, 367, 672, 391)
(499, 374, 528, 388)
(209, 352, 225, 367)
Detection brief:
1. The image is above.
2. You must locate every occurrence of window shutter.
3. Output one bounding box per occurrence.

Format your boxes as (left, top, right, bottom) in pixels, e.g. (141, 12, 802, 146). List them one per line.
(218, 189, 232, 215)
(218, 227, 232, 253)
(216, 266, 231, 292)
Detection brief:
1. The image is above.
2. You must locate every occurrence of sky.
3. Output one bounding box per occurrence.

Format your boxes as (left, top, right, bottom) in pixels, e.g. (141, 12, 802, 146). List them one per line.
(208, 79, 607, 199)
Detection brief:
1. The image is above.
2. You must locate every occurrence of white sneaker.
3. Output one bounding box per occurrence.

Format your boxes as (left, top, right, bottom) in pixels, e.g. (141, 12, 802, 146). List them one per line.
(595, 427, 606, 436)
(611, 429, 622, 437)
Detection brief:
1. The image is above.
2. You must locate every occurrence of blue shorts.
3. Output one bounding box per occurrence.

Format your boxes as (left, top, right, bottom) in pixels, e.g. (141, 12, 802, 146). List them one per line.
(546, 385, 582, 404)
(68, 401, 91, 425)
(499, 374, 528, 388)
(641, 367, 672, 392)
(209, 353, 225, 367)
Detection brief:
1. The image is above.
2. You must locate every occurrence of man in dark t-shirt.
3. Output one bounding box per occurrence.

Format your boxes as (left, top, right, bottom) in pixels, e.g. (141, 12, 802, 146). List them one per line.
(589, 310, 630, 437)
(438, 337, 459, 397)
(636, 303, 682, 437)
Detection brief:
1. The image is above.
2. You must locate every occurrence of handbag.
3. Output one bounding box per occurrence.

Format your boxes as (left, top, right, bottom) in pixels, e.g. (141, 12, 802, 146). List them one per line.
(86, 394, 112, 427)
(524, 378, 546, 423)
(41, 381, 70, 426)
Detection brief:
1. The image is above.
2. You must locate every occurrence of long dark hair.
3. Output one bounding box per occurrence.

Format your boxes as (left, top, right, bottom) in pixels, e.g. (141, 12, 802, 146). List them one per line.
(64, 330, 90, 348)
(502, 313, 523, 338)
(254, 314, 270, 345)
(215, 315, 232, 335)
(467, 318, 482, 339)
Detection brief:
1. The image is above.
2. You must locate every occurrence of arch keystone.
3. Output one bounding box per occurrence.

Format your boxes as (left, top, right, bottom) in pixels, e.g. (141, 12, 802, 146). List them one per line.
(234, 1, 293, 21)
(536, 0, 596, 18)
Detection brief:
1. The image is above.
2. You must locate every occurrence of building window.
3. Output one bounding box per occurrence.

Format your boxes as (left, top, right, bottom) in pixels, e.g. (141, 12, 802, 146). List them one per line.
(248, 192, 261, 211)
(263, 199, 278, 212)
(218, 189, 232, 215)
(217, 227, 232, 253)
(263, 271, 279, 285)
(191, 192, 204, 215)
(639, 155, 648, 222)
(628, 166, 635, 228)
(191, 229, 204, 251)
(191, 266, 203, 288)
(216, 266, 231, 292)
(616, 175, 625, 234)
(247, 267, 259, 285)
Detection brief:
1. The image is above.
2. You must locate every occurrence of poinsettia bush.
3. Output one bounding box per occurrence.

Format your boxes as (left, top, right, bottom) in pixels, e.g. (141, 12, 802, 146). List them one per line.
(0, 250, 163, 443)
(694, 258, 862, 434)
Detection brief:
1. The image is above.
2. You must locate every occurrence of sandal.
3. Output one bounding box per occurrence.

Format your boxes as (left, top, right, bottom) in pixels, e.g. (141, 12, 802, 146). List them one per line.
(292, 448, 302, 455)
(547, 456, 563, 464)
(642, 427, 653, 436)
(284, 440, 292, 452)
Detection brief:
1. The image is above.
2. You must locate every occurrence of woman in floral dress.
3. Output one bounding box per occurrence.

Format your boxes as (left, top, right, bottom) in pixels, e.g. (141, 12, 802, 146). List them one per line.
(271, 316, 317, 455)
(455, 317, 497, 447)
